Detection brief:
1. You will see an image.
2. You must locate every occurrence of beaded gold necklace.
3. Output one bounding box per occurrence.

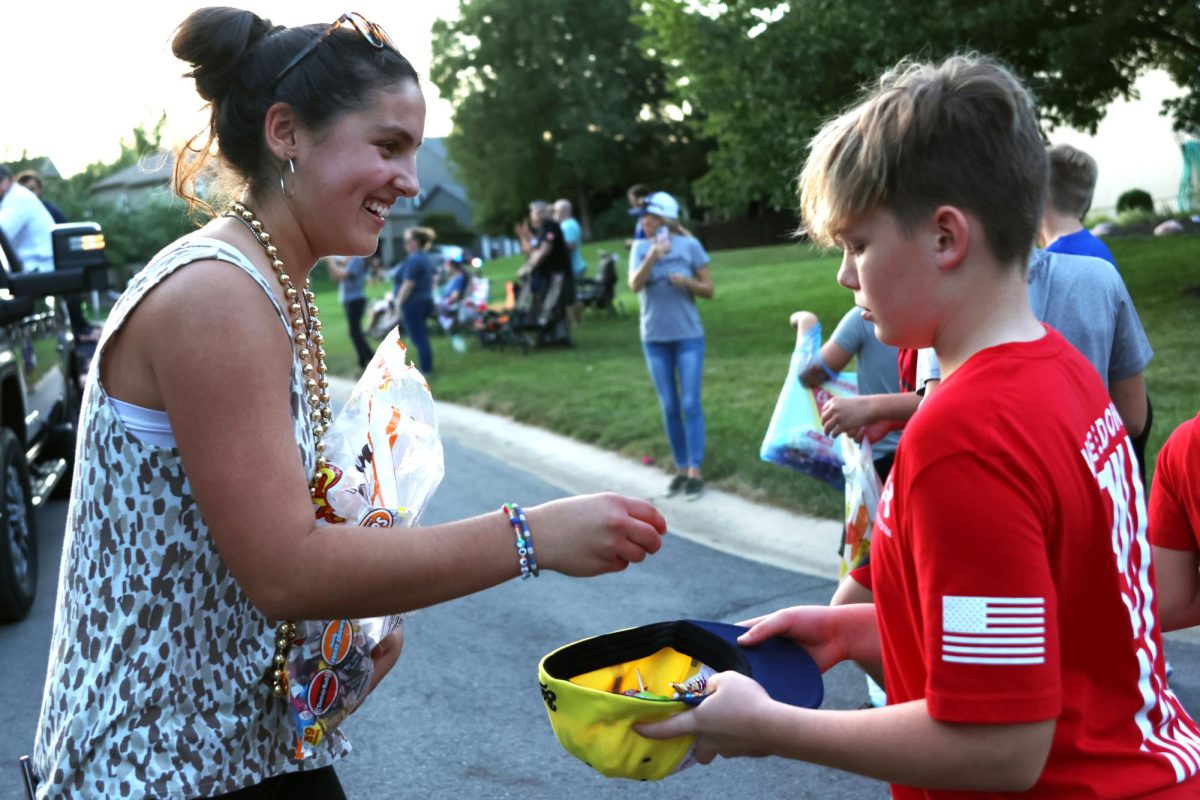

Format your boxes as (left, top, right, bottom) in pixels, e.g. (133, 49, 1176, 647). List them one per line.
(225, 200, 333, 697)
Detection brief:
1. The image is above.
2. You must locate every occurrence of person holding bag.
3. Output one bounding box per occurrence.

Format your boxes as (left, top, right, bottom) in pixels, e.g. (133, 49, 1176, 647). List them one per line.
(30, 9, 666, 798)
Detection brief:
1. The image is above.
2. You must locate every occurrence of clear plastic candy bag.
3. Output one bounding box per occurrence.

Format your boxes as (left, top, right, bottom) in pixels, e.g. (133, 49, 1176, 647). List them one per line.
(286, 328, 444, 758)
(838, 435, 882, 578)
(760, 322, 857, 488)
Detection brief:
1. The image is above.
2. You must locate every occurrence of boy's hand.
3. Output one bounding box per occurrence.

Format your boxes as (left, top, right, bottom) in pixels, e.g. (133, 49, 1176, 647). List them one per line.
(820, 395, 873, 438)
(735, 606, 848, 672)
(634, 672, 775, 763)
(789, 310, 818, 332)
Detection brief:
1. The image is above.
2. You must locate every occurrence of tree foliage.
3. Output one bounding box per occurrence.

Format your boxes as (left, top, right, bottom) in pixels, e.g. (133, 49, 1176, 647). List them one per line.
(637, 0, 1200, 215)
(430, 0, 711, 234)
(7, 114, 193, 270)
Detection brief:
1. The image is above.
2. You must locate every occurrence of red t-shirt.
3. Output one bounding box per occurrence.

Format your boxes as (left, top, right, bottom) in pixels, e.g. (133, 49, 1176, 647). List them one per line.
(897, 347, 918, 394)
(873, 328, 1200, 798)
(1148, 413, 1200, 552)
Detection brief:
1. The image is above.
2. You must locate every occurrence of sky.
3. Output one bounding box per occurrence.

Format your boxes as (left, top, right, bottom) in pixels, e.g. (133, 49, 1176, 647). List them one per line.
(0, 1, 459, 177)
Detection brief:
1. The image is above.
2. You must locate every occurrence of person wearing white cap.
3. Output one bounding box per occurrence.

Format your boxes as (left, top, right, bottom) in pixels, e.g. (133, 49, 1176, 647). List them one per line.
(628, 191, 714, 500)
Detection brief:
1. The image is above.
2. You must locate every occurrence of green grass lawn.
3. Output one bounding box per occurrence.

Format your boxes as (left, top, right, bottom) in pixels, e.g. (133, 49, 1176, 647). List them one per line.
(311, 235, 1200, 520)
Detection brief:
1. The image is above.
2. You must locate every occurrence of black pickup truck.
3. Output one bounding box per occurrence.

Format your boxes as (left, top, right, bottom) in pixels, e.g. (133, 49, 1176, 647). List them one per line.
(0, 223, 107, 621)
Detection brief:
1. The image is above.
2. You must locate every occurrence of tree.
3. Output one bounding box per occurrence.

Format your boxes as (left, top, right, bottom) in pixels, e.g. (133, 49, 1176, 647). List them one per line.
(637, 0, 1200, 215)
(430, 0, 710, 234)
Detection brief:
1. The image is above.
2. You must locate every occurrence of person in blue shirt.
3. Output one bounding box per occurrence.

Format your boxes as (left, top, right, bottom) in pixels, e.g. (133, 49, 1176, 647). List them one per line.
(1039, 143, 1118, 269)
(628, 191, 714, 500)
(393, 226, 436, 374)
(555, 199, 587, 325)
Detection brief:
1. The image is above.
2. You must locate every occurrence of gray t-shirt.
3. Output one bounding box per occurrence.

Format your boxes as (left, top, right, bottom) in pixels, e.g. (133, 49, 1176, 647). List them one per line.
(920, 250, 1154, 388)
(1026, 249, 1153, 386)
(338, 255, 369, 303)
(829, 307, 902, 458)
(633, 234, 710, 342)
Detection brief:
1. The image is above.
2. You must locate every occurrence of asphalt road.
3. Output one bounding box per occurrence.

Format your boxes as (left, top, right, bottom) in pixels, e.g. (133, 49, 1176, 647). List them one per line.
(5, 437, 1200, 799)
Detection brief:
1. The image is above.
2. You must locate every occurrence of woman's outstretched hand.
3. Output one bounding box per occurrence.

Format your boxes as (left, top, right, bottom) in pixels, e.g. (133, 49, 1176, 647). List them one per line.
(528, 493, 667, 577)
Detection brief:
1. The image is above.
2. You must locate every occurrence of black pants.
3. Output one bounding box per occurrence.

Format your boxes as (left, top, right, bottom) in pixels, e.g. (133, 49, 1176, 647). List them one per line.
(1131, 393, 1154, 491)
(208, 766, 346, 799)
(344, 297, 373, 370)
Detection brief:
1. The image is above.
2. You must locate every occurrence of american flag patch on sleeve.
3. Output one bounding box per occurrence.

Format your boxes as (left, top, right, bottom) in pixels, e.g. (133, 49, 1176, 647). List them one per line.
(941, 596, 1045, 665)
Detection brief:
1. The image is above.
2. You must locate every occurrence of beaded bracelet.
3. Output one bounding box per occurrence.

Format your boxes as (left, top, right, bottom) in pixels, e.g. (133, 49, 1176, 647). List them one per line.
(502, 503, 540, 579)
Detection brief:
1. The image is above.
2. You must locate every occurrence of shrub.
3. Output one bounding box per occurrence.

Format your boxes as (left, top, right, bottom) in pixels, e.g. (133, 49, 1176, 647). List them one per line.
(1116, 189, 1154, 214)
(1115, 208, 1162, 229)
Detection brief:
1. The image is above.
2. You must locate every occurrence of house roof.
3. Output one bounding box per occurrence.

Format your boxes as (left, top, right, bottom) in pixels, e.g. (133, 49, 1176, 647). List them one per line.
(86, 138, 468, 205)
(89, 150, 175, 192)
(408, 138, 467, 208)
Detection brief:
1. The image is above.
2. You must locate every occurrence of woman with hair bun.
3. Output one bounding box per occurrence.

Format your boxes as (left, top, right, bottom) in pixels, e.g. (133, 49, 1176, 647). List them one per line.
(31, 8, 666, 797)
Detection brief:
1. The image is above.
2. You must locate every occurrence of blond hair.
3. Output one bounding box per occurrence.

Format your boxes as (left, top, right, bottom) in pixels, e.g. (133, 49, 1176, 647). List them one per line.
(1046, 143, 1098, 219)
(798, 54, 1048, 267)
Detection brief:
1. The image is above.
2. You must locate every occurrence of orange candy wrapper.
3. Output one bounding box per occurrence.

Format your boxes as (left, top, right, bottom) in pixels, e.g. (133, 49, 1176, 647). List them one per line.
(286, 328, 444, 758)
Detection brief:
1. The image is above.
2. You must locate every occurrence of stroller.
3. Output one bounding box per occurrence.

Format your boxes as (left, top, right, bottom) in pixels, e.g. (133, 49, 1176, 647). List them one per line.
(574, 251, 623, 316)
(475, 272, 571, 352)
(366, 295, 404, 340)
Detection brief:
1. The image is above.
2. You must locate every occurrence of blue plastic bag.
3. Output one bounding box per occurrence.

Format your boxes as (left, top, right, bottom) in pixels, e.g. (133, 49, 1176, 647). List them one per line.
(760, 323, 857, 488)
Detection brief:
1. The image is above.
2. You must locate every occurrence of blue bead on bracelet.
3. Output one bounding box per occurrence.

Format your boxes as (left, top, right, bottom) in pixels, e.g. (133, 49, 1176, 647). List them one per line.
(502, 503, 539, 579)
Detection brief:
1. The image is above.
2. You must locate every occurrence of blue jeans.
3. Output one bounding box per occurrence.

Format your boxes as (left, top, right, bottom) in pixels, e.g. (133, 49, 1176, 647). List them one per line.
(642, 336, 706, 470)
(402, 298, 434, 374)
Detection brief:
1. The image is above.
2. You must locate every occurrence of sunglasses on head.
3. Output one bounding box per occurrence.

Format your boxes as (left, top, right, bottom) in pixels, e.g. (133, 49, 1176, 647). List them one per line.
(273, 11, 395, 90)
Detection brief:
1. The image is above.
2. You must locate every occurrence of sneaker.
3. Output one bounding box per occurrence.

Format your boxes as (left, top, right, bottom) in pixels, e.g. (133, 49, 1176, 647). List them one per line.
(666, 474, 688, 496)
(684, 478, 704, 500)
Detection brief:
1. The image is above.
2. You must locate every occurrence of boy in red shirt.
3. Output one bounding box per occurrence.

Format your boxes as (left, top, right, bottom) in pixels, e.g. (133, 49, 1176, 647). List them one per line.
(1150, 412, 1200, 633)
(638, 54, 1200, 796)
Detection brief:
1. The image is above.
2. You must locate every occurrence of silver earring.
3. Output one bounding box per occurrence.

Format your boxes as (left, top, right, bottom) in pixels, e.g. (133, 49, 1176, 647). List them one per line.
(279, 157, 296, 198)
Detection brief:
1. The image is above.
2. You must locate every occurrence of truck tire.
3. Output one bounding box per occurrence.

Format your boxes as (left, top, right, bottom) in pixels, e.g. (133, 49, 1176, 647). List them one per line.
(0, 427, 38, 622)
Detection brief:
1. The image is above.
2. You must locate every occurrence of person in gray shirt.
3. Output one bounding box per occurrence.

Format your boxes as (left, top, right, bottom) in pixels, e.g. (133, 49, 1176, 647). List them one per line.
(921, 248, 1153, 479)
(791, 306, 902, 481)
(327, 254, 374, 370)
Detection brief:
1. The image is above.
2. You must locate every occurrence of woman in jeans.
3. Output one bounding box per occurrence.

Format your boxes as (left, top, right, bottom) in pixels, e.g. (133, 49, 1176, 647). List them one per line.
(394, 226, 436, 374)
(628, 191, 714, 499)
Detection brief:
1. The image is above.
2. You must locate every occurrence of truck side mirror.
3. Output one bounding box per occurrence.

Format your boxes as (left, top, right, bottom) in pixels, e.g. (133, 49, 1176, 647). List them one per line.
(2, 223, 110, 299)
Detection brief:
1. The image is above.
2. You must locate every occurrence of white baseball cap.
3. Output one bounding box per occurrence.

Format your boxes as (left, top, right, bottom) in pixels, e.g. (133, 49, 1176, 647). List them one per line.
(642, 191, 680, 221)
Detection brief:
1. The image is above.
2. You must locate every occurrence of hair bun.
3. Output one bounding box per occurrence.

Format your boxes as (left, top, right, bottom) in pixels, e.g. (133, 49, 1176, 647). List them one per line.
(173, 6, 277, 103)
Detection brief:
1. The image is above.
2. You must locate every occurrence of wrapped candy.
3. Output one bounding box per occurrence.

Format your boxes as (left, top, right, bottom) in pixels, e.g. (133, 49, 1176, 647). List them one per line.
(286, 328, 444, 758)
(838, 435, 882, 578)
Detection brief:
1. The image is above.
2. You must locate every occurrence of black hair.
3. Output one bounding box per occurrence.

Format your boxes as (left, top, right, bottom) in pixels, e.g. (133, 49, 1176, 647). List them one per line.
(172, 7, 419, 217)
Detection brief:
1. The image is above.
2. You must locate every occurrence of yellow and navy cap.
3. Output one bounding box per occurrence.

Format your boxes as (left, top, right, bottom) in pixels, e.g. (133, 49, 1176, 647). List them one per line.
(537, 619, 822, 781)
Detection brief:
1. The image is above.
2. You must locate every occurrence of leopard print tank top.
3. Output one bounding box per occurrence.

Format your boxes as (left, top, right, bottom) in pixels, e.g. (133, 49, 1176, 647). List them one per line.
(32, 236, 351, 797)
